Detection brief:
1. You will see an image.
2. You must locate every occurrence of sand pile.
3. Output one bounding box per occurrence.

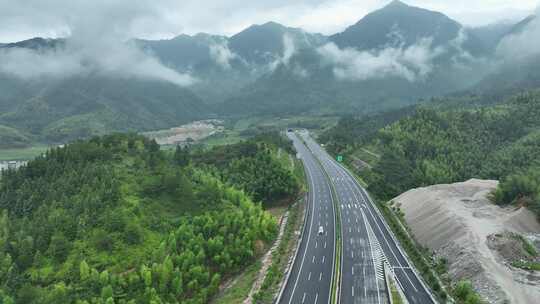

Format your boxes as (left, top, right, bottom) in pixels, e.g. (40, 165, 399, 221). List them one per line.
(392, 179, 540, 303)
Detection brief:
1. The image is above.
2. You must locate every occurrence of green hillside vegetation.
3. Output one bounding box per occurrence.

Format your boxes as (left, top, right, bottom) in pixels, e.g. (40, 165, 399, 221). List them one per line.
(322, 92, 540, 218)
(41, 111, 127, 143)
(0, 76, 207, 147)
(0, 125, 31, 149)
(192, 132, 300, 207)
(0, 132, 300, 303)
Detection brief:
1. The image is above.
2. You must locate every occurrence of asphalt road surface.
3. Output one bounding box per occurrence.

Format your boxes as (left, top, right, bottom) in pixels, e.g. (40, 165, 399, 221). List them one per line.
(278, 132, 336, 304)
(302, 132, 436, 304)
(301, 133, 386, 304)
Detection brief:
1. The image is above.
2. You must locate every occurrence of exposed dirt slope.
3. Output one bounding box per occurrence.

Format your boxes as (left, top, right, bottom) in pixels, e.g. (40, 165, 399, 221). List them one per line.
(392, 179, 540, 304)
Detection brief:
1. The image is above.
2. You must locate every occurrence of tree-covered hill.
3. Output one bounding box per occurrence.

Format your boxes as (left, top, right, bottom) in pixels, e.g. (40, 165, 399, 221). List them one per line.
(0, 132, 299, 303)
(330, 0, 485, 55)
(191, 132, 299, 206)
(0, 76, 208, 146)
(321, 92, 540, 218)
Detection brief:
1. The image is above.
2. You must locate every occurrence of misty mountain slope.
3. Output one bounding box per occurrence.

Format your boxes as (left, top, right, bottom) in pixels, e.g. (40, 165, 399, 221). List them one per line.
(0, 75, 41, 112)
(138, 33, 255, 104)
(1, 1, 537, 148)
(138, 22, 327, 104)
(468, 22, 515, 53)
(222, 1, 489, 118)
(0, 37, 65, 50)
(0, 125, 31, 148)
(0, 76, 208, 143)
(466, 15, 540, 99)
(330, 0, 485, 55)
(222, 60, 469, 117)
(506, 15, 536, 36)
(137, 34, 226, 70)
(140, 22, 325, 69)
(469, 56, 540, 99)
(219, 56, 345, 116)
(229, 21, 326, 64)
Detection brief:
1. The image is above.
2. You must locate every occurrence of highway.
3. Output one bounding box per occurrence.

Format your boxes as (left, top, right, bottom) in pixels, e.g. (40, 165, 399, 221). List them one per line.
(302, 132, 436, 304)
(300, 133, 386, 304)
(278, 132, 336, 304)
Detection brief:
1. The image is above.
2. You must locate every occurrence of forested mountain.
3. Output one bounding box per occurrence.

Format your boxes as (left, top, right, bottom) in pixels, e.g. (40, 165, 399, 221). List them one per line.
(1, 1, 538, 148)
(228, 22, 326, 65)
(137, 34, 228, 70)
(330, 0, 485, 55)
(0, 21, 328, 148)
(139, 22, 325, 70)
(137, 22, 325, 104)
(220, 0, 490, 118)
(0, 132, 299, 303)
(321, 92, 540, 218)
(0, 75, 207, 145)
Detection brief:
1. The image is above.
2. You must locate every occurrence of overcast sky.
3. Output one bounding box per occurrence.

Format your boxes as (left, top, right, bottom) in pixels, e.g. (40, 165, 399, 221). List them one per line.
(0, 0, 537, 43)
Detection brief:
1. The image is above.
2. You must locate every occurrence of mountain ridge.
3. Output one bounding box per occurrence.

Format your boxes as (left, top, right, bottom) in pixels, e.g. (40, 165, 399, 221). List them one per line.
(1, 2, 538, 147)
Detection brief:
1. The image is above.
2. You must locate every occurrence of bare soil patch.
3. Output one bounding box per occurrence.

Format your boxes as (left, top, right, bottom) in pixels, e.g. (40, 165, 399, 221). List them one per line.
(393, 179, 540, 303)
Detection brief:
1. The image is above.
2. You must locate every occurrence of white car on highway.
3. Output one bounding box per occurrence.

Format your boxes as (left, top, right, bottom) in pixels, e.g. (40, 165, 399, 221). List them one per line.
(318, 226, 324, 235)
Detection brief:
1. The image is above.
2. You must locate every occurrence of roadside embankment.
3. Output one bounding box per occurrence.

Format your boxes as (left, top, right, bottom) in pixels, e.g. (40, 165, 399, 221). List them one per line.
(393, 179, 540, 303)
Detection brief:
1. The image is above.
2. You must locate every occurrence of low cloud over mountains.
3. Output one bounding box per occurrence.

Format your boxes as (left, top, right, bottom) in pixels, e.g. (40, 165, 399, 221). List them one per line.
(0, 0, 539, 145)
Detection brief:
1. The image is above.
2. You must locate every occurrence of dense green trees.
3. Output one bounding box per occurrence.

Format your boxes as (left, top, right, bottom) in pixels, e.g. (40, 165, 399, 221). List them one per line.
(322, 92, 540, 218)
(320, 106, 418, 154)
(0, 133, 287, 303)
(193, 132, 300, 206)
(493, 169, 540, 216)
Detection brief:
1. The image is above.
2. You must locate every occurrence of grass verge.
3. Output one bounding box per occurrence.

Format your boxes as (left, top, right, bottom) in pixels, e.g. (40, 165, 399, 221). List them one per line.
(253, 195, 304, 303)
(389, 276, 404, 304)
(212, 261, 262, 304)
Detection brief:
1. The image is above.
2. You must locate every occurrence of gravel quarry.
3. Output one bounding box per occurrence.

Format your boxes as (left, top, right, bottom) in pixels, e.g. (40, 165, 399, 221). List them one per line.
(392, 179, 540, 304)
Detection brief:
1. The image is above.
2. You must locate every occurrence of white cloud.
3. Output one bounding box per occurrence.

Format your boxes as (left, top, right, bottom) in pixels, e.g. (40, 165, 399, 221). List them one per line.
(0, 0, 536, 42)
(496, 11, 540, 61)
(269, 34, 297, 71)
(0, 0, 196, 86)
(282, 34, 297, 65)
(209, 42, 237, 69)
(265, 34, 309, 78)
(406, 0, 536, 27)
(0, 48, 82, 79)
(0, 40, 196, 86)
(317, 39, 443, 82)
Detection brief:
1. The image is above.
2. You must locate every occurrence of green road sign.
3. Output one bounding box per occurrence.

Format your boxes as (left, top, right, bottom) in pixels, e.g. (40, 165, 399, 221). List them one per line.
(337, 155, 343, 162)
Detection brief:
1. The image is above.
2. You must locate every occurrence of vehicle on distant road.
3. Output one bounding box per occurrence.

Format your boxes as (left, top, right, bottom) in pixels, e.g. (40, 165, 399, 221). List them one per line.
(318, 226, 324, 235)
